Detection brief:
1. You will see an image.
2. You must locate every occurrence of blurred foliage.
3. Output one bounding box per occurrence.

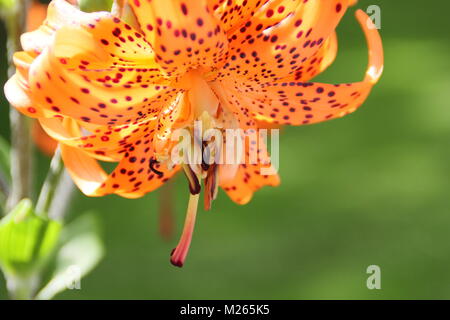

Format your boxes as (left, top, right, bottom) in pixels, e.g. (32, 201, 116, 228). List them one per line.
(0, 135, 10, 180)
(0, 135, 10, 211)
(0, 0, 450, 299)
(0, 0, 14, 13)
(79, 0, 113, 12)
(36, 212, 104, 300)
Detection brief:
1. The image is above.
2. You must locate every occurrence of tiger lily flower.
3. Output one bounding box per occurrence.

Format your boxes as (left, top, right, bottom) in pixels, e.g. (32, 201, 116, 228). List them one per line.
(4, 0, 383, 267)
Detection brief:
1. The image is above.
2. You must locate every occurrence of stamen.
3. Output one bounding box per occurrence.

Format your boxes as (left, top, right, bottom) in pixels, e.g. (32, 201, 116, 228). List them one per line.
(182, 164, 201, 195)
(170, 192, 200, 267)
(201, 158, 210, 172)
(204, 165, 219, 211)
(201, 147, 211, 172)
(149, 157, 164, 176)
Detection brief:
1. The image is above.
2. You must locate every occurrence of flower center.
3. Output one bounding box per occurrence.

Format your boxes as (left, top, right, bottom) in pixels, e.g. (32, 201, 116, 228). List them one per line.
(168, 69, 224, 267)
(173, 69, 220, 118)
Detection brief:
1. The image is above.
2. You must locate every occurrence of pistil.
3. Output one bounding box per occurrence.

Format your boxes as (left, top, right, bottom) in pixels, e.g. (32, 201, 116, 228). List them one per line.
(170, 192, 200, 267)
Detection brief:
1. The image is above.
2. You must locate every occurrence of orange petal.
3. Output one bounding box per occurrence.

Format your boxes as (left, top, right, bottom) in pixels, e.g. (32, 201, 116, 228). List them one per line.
(32, 120, 58, 156)
(3, 52, 46, 118)
(8, 0, 180, 126)
(39, 117, 156, 162)
(237, 0, 304, 35)
(227, 9, 383, 126)
(128, 0, 228, 76)
(216, 0, 350, 83)
(60, 119, 180, 198)
(221, 163, 280, 204)
(25, 19, 179, 126)
(220, 130, 280, 205)
(60, 144, 109, 197)
(209, 80, 257, 130)
(98, 143, 180, 197)
(153, 92, 192, 154)
(4, 74, 37, 117)
(282, 32, 338, 82)
(207, 0, 268, 33)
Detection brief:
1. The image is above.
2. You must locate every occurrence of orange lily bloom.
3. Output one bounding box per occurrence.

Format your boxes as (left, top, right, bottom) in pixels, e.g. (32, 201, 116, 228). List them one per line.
(4, 0, 383, 266)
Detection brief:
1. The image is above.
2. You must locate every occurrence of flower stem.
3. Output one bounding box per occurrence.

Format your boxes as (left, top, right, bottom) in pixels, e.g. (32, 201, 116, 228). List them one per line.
(6, 274, 39, 300)
(36, 148, 64, 218)
(5, 0, 32, 211)
(0, 170, 9, 200)
(48, 170, 75, 221)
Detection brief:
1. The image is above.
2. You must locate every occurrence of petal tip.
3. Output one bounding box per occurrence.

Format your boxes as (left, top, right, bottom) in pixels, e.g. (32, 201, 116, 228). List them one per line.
(355, 9, 384, 84)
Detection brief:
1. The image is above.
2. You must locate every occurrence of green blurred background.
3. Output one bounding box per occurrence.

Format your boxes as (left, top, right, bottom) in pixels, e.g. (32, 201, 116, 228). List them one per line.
(1, 0, 450, 299)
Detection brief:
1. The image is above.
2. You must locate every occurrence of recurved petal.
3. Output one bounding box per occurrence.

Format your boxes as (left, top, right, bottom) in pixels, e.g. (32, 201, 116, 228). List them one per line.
(248, 81, 373, 125)
(39, 117, 156, 162)
(97, 142, 180, 197)
(4, 74, 37, 117)
(60, 144, 109, 196)
(4, 52, 45, 117)
(60, 120, 180, 198)
(282, 32, 338, 82)
(217, 0, 350, 84)
(220, 130, 280, 204)
(232, 9, 383, 126)
(128, 0, 228, 76)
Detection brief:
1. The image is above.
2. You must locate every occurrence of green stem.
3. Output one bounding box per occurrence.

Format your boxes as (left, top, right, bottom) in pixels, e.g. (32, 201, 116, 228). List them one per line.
(48, 170, 75, 221)
(36, 149, 64, 218)
(5, 0, 33, 211)
(0, 170, 9, 200)
(6, 274, 39, 300)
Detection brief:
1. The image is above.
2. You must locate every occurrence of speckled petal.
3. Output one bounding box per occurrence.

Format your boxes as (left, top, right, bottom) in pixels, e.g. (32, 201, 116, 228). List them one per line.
(25, 20, 179, 125)
(220, 130, 280, 204)
(128, 0, 228, 76)
(216, 0, 350, 83)
(60, 118, 180, 198)
(225, 9, 383, 126)
(208, 0, 269, 32)
(39, 117, 155, 162)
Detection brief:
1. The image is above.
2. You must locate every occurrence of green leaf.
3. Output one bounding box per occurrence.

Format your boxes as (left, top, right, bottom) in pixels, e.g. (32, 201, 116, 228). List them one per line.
(0, 199, 62, 277)
(79, 0, 113, 12)
(35, 212, 105, 300)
